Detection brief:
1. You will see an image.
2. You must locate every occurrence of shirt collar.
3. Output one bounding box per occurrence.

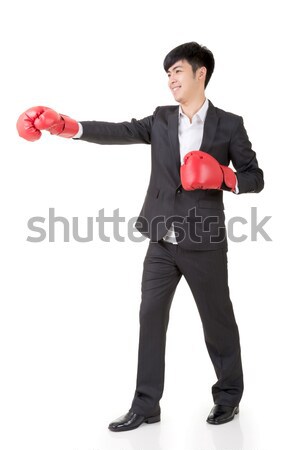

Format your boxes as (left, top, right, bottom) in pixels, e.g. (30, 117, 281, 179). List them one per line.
(179, 97, 209, 123)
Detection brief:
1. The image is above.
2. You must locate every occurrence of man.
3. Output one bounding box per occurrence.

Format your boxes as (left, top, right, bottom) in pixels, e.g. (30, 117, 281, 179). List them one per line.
(17, 42, 264, 430)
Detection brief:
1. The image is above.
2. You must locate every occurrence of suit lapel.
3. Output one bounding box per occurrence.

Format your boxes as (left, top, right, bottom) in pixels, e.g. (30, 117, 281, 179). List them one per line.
(167, 99, 219, 175)
(167, 108, 181, 174)
(200, 100, 219, 153)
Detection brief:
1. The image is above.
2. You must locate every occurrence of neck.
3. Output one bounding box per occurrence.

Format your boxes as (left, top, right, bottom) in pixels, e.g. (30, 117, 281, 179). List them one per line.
(180, 94, 207, 123)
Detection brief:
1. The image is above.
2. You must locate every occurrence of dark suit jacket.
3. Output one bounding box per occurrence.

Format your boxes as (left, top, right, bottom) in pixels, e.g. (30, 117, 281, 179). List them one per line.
(77, 100, 264, 250)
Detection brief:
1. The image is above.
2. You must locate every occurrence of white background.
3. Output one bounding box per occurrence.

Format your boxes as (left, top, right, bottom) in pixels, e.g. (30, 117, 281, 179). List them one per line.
(1, 1, 298, 449)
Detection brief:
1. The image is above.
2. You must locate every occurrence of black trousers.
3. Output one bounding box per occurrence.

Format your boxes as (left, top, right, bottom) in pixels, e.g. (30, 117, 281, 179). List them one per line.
(129, 239, 244, 416)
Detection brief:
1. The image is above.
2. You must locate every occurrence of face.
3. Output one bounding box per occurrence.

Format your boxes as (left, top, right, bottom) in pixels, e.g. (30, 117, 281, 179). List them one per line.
(167, 59, 206, 104)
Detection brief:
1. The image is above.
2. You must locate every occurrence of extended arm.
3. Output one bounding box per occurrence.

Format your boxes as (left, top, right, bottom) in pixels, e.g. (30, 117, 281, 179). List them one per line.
(75, 110, 158, 145)
(17, 105, 158, 146)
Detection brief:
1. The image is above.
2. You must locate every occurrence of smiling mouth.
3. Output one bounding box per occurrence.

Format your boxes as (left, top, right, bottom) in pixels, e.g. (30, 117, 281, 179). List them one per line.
(172, 86, 181, 92)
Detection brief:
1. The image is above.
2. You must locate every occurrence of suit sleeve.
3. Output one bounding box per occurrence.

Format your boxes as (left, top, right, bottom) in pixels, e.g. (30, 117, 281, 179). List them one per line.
(229, 116, 264, 194)
(74, 107, 159, 145)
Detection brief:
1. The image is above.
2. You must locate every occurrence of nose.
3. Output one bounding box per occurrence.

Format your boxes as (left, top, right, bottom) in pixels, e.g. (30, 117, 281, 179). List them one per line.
(168, 73, 176, 85)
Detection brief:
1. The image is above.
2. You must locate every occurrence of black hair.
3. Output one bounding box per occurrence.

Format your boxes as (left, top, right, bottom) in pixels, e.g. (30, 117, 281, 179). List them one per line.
(163, 42, 215, 88)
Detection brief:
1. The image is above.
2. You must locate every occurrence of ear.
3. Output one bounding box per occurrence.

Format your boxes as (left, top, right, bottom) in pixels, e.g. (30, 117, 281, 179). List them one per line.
(197, 66, 207, 81)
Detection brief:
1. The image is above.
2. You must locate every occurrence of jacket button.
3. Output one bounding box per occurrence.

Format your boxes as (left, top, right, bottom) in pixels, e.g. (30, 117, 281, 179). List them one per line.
(176, 188, 182, 194)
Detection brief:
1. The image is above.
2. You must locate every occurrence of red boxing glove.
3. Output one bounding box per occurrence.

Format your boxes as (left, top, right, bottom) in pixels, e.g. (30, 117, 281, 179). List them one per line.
(180, 150, 237, 192)
(16, 106, 79, 142)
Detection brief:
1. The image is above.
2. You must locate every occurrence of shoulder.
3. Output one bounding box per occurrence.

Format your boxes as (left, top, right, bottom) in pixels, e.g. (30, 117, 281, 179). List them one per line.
(153, 105, 177, 114)
(154, 105, 178, 111)
(210, 101, 242, 122)
(150, 105, 178, 122)
(209, 101, 244, 134)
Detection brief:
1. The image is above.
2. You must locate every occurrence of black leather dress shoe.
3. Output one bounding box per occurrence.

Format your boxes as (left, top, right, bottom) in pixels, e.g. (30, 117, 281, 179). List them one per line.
(108, 410, 161, 432)
(206, 404, 239, 425)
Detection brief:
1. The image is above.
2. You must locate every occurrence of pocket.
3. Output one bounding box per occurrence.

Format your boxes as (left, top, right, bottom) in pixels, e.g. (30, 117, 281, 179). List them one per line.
(147, 186, 160, 199)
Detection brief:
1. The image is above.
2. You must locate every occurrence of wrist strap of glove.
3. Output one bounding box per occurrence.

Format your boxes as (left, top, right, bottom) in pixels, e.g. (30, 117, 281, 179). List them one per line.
(58, 115, 79, 138)
(220, 165, 237, 191)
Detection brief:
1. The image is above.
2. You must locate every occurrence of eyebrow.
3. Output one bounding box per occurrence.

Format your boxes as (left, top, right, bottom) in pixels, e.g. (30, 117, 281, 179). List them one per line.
(167, 65, 183, 73)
